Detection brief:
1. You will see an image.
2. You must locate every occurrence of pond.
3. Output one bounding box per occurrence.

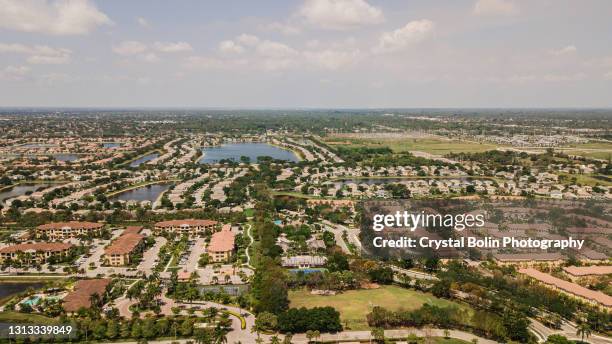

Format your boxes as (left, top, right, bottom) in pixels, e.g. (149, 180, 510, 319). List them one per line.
(109, 183, 171, 202)
(129, 153, 159, 167)
(199, 143, 299, 164)
(102, 142, 122, 148)
(0, 282, 43, 299)
(53, 154, 79, 162)
(0, 183, 55, 204)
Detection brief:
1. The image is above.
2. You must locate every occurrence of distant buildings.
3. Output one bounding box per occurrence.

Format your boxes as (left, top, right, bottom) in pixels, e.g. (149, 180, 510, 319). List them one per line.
(36, 221, 104, 240)
(0, 242, 73, 265)
(154, 219, 218, 236)
(103, 226, 145, 266)
(208, 224, 235, 263)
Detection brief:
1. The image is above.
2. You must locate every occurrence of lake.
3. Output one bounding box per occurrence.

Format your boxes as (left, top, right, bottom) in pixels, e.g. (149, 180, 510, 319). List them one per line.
(199, 143, 299, 164)
(53, 154, 79, 162)
(110, 183, 171, 202)
(102, 142, 122, 148)
(0, 282, 43, 299)
(129, 153, 159, 167)
(0, 183, 55, 204)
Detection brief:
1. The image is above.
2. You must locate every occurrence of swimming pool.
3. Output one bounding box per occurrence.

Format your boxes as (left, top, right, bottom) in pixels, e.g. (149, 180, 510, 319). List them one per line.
(21, 296, 41, 306)
(289, 268, 327, 274)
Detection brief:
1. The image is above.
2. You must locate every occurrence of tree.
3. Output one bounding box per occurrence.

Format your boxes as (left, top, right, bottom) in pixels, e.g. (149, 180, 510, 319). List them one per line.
(255, 312, 278, 332)
(576, 322, 592, 342)
(325, 252, 349, 272)
(305, 330, 315, 343)
(105, 319, 119, 339)
(251, 257, 289, 314)
(431, 279, 452, 298)
(371, 327, 385, 343)
(545, 335, 572, 344)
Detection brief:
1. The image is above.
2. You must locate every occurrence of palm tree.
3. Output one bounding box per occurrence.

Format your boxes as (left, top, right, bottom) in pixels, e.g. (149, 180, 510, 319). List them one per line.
(305, 330, 315, 344)
(213, 324, 228, 344)
(576, 322, 592, 342)
(269, 335, 281, 344)
(195, 329, 213, 344)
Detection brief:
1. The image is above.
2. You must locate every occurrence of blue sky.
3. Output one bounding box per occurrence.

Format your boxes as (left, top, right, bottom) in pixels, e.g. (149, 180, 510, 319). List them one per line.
(1, 0, 611, 108)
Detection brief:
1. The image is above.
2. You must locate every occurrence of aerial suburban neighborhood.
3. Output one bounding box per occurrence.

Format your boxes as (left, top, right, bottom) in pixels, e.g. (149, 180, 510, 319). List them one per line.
(0, 110, 610, 344)
(0, 0, 611, 344)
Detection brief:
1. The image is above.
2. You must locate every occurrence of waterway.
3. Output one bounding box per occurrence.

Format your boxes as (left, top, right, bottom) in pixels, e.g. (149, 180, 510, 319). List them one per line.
(53, 154, 79, 162)
(129, 153, 159, 167)
(199, 143, 299, 164)
(102, 142, 122, 148)
(0, 183, 55, 204)
(109, 183, 171, 202)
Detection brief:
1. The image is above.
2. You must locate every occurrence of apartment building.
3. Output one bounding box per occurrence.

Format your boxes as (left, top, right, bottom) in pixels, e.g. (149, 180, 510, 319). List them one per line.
(154, 219, 218, 236)
(36, 221, 104, 239)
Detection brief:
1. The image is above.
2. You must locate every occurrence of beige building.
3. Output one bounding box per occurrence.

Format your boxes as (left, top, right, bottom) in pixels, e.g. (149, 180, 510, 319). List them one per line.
(36, 221, 104, 240)
(0, 242, 73, 265)
(208, 224, 235, 263)
(154, 219, 218, 237)
(103, 226, 145, 266)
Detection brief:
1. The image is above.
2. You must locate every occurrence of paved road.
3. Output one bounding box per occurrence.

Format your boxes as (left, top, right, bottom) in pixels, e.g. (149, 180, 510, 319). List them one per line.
(243, 223, 255, 269)
(530, 318, 612, 344)
(139, 236, 167, 275)
(292, 328, 498, 344)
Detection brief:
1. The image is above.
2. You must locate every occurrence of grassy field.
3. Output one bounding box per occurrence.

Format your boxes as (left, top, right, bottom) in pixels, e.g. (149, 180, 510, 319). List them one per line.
(325, 137, 498, 155)
(558, 172, 612, 186)
(0, 311, 58, 324)
(289, 285, 466, 330)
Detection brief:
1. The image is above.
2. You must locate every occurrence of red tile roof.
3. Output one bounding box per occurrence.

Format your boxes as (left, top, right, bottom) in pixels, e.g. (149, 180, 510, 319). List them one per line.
(105, 232, 144, 255)
(563, 265, 612, 276)
(37, 221, 103, 230)
(208, 226, 235, 253)
(520, 268, 612, 307)
(155, 219, 217, 227)
(63, 279, 111, 312)
(0, 242, 73, 253)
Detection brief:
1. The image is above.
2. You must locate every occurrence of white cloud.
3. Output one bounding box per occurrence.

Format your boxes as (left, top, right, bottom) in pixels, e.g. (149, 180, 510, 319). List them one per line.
(256, 41, 298, 58)
(0, 0, 111, 35)
(236, 34, 260, 47)
(375, 20, 435, 53)
(136, 17, 150, 28)
(141, 53, 160, 63)
(304, 49, 360, 70)
(153, 41, 193, 53)
(262, 22, 301, 35)
(0, 65, 31, 81)
(218, 40, 244, 54)
(112, 41, 148, 56)
(298, 0, 384, 30)
(550, 45, 577, 56)
(473, 0, 518, 16)
(0, 43, 71, 64)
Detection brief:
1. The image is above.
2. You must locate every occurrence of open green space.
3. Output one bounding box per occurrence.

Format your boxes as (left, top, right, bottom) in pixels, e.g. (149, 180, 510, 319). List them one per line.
(325, 137, 498, 156)
(0, 311, 58, 324)
(289, 285, 467, 330)
(558, 172, 612, 187)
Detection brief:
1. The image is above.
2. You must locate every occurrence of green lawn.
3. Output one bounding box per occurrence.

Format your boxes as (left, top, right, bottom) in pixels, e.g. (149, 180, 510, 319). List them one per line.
(558, 172, 612, 187)
(289, 285, 467, 330)
(325, 137, 498, 155)
(0, 311, 58, 324)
